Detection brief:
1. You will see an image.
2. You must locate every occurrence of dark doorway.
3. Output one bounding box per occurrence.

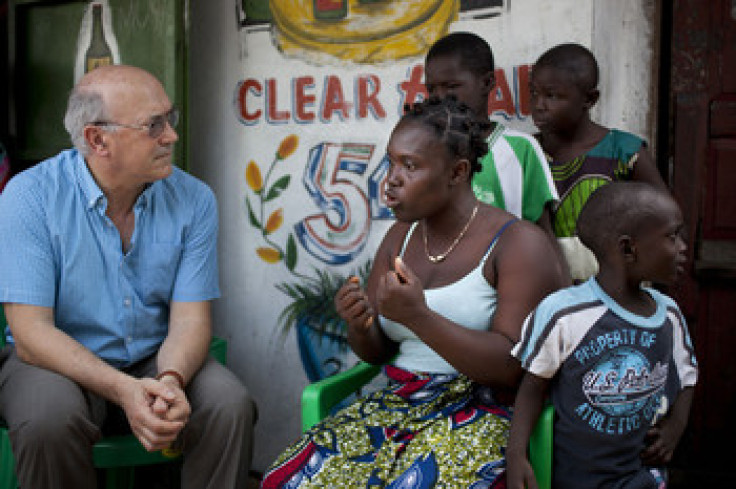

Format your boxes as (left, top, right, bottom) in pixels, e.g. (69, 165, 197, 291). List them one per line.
(666, 0, 736, 485)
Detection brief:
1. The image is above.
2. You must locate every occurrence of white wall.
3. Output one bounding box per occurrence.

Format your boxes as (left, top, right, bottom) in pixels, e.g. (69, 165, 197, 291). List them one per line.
(188, 0, 309, 471)
(187, 0, 659, 472)
(188, 0, 401, 463)
(592, 0, 659, 145)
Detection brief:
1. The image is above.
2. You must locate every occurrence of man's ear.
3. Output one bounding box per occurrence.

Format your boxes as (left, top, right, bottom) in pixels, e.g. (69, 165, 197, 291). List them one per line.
(84, 126, 109, 156)
(450, 158, 471, 186)
(619, 235, 636, 262)
(585, 88, 600, 109)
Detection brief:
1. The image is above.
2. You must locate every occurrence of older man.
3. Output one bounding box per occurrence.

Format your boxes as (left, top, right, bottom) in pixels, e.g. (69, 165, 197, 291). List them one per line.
(0, 65, 255, 489)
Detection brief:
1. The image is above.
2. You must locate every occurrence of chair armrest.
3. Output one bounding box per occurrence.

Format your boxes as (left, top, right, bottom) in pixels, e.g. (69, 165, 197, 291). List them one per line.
(93, 434, 181, 468)
(529, 404, 554, 489)
(209, 335, 227, 365)
(301, 361, 382, 432)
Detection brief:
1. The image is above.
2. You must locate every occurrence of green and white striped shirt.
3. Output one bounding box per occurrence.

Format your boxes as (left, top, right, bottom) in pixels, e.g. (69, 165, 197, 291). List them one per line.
(472, 122, 557, 222)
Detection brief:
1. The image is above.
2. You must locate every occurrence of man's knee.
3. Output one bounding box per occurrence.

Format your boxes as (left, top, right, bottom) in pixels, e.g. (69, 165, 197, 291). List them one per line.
(207, 377, 256, 425)
(2, 363, 100, 451)
(189, 362, 257, 428)
(10, 395, 99, 457)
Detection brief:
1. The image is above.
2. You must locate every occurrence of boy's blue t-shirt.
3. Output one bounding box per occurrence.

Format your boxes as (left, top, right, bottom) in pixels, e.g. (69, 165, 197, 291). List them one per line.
(513, 279, 698, 489)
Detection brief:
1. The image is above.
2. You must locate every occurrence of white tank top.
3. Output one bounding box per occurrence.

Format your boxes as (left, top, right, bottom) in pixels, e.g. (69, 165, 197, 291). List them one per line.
(378, 219, 515, 373)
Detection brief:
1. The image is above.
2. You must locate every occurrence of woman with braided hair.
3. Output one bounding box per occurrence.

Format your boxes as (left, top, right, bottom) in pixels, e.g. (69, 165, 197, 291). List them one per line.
(261, 96, 566, 488)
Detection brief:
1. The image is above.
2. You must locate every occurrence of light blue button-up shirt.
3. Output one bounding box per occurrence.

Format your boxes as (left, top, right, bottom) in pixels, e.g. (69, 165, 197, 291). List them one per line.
(0, 149, 220, 367)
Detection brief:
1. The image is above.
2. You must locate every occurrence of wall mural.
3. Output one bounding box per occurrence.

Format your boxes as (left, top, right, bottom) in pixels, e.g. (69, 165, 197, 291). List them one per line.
(235, 0, 523, 382)
(74, 0, 121, 83)
(9, 0, 182, 167)
(238, 0, 506, 64)
(244, 132, 384, 381)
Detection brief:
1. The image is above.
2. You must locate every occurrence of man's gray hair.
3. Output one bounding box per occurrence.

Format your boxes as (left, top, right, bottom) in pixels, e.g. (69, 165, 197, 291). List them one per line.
(63, 87, 108, 155)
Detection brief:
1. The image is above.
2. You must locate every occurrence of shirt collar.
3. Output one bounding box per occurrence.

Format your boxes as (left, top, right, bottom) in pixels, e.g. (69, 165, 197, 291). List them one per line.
(137, 183, 154, 209)
(73, 150, 155, 212)
(486, 121, 506, 147)
(73, 150, 106, 211)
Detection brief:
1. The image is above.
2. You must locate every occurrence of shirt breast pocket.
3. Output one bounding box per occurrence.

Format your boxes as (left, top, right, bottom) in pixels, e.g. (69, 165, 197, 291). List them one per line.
(137, 243, 183, 303)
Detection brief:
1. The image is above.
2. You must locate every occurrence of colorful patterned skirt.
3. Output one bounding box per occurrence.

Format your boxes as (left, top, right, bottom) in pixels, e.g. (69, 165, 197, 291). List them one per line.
(262, 365, 512, 488)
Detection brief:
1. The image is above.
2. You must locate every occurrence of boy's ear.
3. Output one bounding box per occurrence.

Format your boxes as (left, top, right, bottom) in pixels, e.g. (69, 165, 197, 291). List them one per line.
(585, 89, 600, 109)
(619, 235, 636, 262)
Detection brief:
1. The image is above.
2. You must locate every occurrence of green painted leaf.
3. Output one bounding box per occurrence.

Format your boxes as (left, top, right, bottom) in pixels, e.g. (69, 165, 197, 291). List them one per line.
(265, 175, 291, 202)
(285, 233, 298, 271)
(245, 197, 262, 229)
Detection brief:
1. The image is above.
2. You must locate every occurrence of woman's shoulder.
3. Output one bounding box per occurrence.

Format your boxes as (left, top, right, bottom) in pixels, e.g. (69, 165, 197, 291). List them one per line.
(475, 206, 551, 264)
(491, 212, 544, 244)
(489, 213, 563, 274)
(375, 220, 415, 256)
(476, 204, 538, 237)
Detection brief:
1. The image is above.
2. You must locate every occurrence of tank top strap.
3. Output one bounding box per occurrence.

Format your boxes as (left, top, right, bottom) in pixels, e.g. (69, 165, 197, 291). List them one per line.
(398, 222, 419, 258)
(400, 219, 516, 264)
(480, 218, 518, 265)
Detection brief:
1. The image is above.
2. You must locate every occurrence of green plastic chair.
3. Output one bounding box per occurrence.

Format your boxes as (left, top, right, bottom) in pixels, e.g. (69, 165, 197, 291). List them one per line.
(0, 306, 228, 489)
(302, 361, 554, 489)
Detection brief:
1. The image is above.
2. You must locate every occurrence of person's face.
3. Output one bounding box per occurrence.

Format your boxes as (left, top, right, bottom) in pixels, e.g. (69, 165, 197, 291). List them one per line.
(529, 65, 592, 135)
(102, 78, 178, 186)
(424, 54, 493, 121)
(631, 196, 687, 286)
(384, 119, 455, 222)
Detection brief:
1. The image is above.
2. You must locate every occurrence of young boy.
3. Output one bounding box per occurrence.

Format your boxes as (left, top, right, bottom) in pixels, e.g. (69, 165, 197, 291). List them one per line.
(530, 43, 668, 282)
(507, 182, 698, 489)
(424, 32, 559, 235)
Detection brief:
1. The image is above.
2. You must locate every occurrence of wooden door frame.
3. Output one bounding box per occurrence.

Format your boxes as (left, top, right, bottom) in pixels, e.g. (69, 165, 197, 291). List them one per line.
(667, 0, 736, 480)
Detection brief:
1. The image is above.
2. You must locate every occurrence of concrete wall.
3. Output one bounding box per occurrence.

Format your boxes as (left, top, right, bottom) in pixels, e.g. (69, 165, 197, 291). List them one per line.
(187, 0, 659, 471)
(592, 0, 660, 146)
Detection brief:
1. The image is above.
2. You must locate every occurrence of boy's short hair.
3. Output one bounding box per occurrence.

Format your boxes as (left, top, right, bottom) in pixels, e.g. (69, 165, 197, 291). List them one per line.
(577, 182, 675, 258)
(426, 32, 494, 76)
(534, 43, 599, 92)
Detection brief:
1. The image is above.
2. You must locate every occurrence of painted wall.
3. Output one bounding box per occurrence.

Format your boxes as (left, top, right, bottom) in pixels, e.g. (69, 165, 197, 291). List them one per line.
(187, 0, 659, 471)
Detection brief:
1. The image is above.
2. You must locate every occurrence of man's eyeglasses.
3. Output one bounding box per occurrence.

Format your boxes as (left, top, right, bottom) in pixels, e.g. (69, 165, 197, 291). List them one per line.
(91, 107, 179, 139)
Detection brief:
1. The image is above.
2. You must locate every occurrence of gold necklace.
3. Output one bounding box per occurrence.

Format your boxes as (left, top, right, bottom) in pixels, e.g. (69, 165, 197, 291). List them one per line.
(423, 201, 479, 263)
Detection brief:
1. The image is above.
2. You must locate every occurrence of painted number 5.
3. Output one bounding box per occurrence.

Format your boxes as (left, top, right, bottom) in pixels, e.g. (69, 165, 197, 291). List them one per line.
(295, 142, 376, 265)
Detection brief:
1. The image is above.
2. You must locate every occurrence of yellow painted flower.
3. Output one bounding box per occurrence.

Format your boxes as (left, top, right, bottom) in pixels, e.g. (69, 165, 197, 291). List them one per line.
(265, 208, 284, 234)
(256, 247, 281, 263)
(277, 134, 299, 160)
(246, 161, 263, 193)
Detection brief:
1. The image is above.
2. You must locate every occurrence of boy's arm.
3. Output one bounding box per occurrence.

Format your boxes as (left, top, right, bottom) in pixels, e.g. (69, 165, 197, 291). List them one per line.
(641, 386, 695, 466)
(536, 205, 572, 286)
(507, 371, 551, 489)
(631, 146, 668, 191)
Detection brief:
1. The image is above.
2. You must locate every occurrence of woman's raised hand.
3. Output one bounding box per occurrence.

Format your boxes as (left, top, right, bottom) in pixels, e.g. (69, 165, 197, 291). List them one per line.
(335, 276, 375, 331)
(377, 257, 426, 325)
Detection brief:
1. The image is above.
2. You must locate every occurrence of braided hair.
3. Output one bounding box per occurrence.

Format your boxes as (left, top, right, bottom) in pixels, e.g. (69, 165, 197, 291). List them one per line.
(401, 95, 490, 177)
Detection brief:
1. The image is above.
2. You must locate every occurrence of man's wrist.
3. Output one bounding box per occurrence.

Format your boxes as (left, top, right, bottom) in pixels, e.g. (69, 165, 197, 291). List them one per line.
(156, 369, 185, 389)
